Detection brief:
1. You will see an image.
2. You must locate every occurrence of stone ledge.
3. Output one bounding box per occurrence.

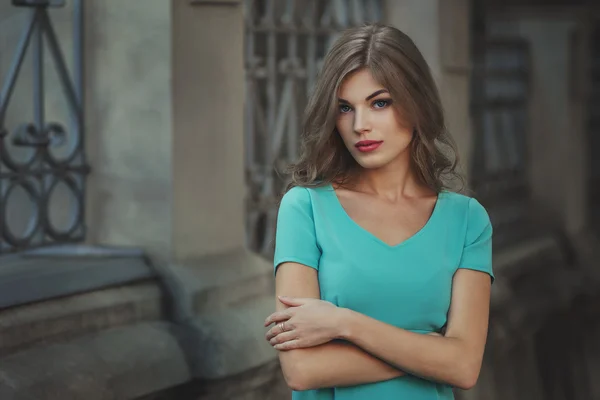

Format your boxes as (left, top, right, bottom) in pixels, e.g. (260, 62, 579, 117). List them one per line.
(0, 322, 190, 400)
(0, 281, 164, 357)
(138, 359, 290, 400)
(175, 294, 278, 380)
(165, 247, 279, 380)
(0, 248, 156, 309)
(170, 247, 274, 315)
(0, 294, 280, 400)
(0, 246, 280, 393)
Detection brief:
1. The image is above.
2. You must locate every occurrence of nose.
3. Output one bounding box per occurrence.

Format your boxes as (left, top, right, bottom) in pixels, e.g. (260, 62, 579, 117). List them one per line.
(353, 109, 371, 134)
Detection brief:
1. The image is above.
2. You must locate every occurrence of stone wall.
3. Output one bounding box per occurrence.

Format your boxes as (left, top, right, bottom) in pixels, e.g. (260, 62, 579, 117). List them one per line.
(1, 1, 281, 398)
(0, 249, 285, 399)
(84, 0, 173, 259)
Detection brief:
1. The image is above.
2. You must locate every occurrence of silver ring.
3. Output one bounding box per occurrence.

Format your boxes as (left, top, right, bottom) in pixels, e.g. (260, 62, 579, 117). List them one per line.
(279, 322, 286, 332)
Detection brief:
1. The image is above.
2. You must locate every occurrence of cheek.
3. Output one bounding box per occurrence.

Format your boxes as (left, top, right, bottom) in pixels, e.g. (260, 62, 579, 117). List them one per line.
(389, 131, 414, 152)
(377, 113, 412, 144)
(335, 118, 354, 145)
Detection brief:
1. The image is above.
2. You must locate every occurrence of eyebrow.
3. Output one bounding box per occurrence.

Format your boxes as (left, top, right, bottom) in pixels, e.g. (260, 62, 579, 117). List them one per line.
(338, 89, 389, 104)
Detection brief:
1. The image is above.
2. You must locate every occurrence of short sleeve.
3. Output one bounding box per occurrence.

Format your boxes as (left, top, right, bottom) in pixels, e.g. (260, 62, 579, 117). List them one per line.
(457, 198, 494, 282)
(274, 187, 321, 274)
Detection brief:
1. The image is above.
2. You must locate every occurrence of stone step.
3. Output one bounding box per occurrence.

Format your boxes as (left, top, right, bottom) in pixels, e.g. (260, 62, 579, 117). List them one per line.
(0, 245, 157, 310)
(0, 280, 164, 357)
(0, 321, 190, 400)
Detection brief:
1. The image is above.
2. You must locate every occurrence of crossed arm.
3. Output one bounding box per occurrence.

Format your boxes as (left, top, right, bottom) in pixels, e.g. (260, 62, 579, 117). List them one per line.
(272, 263, 403, 391)
(270, 262, 491, 391)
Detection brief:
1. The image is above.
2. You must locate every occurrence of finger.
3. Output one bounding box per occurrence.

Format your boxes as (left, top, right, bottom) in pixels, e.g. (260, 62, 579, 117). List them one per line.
(269, 331, 297, 346)
(265, 327, 277, 341)
(264, 311, 292, 327)
(274, 339, 303, 351)
(277, 296, 310, 307)
(265, 322, 288, 341)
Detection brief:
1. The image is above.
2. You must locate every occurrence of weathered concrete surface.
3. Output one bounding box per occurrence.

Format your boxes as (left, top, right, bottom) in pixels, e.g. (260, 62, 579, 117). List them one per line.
(0, 322, 190, 400)
(161, 248, 278, 380)
(0, 279, 163, 357)
(83, 0, 173, 260)
(0, 248, 279, 399)
(0, 254, 157, 310)
(139, 360, 290, 400)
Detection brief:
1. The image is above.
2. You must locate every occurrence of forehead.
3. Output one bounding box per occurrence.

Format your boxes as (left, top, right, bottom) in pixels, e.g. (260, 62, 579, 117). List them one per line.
(337, 68, 386, 99)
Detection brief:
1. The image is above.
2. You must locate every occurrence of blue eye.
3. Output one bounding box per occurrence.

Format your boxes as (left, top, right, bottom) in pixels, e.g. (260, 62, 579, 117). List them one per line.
(339, 104, 352, 113)
(373, 99, 390, 109)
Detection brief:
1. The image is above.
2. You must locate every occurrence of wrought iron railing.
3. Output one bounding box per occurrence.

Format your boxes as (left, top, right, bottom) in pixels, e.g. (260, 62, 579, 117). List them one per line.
(0, 0, 89, 254)
(244, 0, 382, 256)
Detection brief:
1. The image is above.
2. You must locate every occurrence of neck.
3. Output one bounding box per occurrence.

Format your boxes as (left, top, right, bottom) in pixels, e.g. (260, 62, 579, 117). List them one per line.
(351, 152, 428, 201)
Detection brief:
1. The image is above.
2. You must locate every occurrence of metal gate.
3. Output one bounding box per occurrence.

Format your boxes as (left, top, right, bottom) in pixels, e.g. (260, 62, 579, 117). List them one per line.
(0, 0, 88, 255)
(244, 0, 382, 256)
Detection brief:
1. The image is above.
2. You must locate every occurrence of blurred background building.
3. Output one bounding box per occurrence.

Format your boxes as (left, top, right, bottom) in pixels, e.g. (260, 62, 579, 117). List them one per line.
(0, 0, 598, 399)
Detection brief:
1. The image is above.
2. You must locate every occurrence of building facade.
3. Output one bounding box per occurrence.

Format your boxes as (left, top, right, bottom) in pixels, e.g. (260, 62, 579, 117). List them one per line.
(0, 0, 598, 399)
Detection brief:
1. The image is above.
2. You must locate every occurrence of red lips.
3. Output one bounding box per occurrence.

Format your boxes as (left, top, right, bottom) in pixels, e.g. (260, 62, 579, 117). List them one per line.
(355, 140, 383, 153)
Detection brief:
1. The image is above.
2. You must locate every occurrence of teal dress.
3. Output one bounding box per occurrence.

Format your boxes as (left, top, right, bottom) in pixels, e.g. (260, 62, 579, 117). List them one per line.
(274, 184, 494, 400)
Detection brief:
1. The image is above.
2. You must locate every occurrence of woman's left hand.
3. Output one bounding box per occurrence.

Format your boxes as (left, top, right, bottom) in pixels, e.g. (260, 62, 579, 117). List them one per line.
(264, 296, 345, 350)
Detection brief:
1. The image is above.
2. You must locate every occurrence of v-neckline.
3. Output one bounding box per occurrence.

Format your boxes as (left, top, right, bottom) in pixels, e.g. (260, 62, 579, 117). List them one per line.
(326, 183, 443, 249)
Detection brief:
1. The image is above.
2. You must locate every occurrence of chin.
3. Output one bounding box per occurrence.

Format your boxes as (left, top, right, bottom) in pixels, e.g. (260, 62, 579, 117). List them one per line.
(353, 155, 392, 169)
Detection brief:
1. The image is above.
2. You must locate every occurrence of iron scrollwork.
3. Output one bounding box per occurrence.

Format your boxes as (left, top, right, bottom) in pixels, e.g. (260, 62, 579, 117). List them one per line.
(0, 0, 89, 254)
(244, 0, 382, 256)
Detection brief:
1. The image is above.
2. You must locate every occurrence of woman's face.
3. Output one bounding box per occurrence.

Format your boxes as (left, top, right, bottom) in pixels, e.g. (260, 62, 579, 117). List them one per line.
(335, 68, 413, 170)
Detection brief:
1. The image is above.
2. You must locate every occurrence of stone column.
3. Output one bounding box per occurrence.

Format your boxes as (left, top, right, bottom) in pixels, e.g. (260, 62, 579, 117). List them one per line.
(171, 0, 246, 261)
(383, 0, 474, 183)
(84, 0, 174, 261)
(85, 0, 276, 383)
(85, 0, 254, 261)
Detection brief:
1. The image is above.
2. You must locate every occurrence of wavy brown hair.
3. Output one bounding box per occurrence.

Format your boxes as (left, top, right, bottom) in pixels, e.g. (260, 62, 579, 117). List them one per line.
(286, 23, 462, 193)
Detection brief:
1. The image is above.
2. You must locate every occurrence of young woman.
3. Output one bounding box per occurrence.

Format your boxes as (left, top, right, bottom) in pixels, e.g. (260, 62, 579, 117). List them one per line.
(264, 23, 493, 399)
